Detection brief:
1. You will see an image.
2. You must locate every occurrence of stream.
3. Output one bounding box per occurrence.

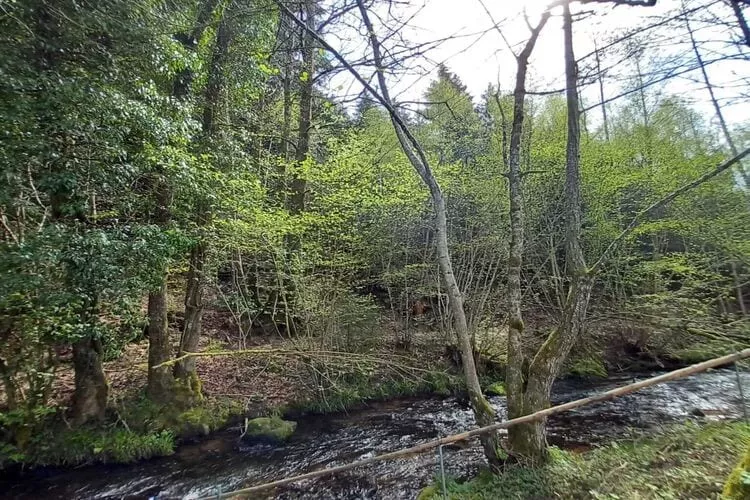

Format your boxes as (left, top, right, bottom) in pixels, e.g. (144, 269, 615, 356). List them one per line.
(3, 369, 749, 499)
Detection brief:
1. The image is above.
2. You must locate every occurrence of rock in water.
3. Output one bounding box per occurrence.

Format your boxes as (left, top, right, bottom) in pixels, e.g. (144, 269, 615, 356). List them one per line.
(241, 416, 297, 443)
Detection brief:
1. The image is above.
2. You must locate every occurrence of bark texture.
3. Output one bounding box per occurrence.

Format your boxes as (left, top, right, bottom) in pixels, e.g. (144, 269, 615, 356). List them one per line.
(729, 0, 750, 49)
(71, 337, 108, 425)
(147, 283, 173, 402)
(174, 242, 207, 402)
(147, 0, 217, 403)
(289, 0, 315, 215)
(504, 11, 552, 464)
(509, 1, 595, 465)
(173, 12, 231, 399)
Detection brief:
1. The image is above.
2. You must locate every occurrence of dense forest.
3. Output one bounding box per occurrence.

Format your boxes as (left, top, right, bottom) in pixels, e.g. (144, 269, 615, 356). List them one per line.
(1, 0, 750, 498)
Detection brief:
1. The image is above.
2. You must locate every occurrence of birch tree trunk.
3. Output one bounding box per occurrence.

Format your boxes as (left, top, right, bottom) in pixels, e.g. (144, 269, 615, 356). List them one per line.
(354, 0, 503, 467)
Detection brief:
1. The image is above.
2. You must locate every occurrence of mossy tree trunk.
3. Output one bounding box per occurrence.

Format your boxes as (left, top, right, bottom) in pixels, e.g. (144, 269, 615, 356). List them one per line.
(146, 0, 217, 404)
(502, 10, 551, 465)
(507, 1, 590, 465)
(147, 282, 173, 403)
(174, 242, 207, 404)
(173, 10, 231, 403)
(71, 337, 108, 425)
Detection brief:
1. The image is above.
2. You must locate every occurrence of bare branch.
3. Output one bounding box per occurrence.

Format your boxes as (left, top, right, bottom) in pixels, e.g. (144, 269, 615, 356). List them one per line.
(273, 0, 432, 183)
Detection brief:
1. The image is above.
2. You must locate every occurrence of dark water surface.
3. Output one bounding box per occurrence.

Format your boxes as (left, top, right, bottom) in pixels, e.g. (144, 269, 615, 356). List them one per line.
(3, 369, 748, 499)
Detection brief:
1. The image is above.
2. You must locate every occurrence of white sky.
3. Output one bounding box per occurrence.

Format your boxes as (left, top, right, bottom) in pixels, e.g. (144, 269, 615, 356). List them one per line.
(326, 0, 750, 132)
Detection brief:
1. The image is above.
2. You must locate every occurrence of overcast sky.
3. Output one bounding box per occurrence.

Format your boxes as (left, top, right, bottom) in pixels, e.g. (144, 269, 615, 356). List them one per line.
(326, 0, 750, 132)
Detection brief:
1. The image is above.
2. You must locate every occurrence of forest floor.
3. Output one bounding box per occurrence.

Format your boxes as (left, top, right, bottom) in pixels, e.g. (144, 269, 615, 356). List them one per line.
(49, 308, 462, 420)
(421, 421, 750, 499)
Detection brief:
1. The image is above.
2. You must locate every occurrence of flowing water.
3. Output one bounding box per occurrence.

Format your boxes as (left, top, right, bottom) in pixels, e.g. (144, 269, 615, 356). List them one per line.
(3, 369, 748, 499)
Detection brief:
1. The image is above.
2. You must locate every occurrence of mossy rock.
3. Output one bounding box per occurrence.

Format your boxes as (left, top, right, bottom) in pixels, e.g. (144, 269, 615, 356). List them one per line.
(569, 357, 607, 378)
(485, 382, 506, 396)
(723, 444, 750, 499)
(242, 416, 297, 443)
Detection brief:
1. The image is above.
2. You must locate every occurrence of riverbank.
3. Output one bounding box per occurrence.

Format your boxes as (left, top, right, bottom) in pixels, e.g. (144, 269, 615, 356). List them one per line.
(3, 369, 748, 499)
(1, 305, 740, 470)
(422, 421, 750, 499)
(0, 318, 466, 469)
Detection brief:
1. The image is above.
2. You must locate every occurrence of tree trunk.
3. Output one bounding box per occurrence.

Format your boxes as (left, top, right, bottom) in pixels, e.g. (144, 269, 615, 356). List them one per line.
(172, 13, 231, 400)
(504, 12, 550, 464)
(684, 3, 750, 188)
(174, 242, 206, 402)
(71, 337, 108, 425)
(147, 283, 173, 402)
(281, 0, 316, 336)
(732, 263, 747, 316)
(146, 0, 218, 403)
(433, 186, 503, 466)
(594, 40, 609, 142)
(729, 0, 750, 49)
(354, 0, 502, 468)
(0, 358, 19, 411)
(508, 1, 589, 465)
(288, 0, 315, 215)
(280, 15, 293, 165)
(147, 171, 175, 402)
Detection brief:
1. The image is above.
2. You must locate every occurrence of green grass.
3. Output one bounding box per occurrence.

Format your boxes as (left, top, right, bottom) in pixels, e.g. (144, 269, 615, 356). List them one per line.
(423, 421, 750, 500)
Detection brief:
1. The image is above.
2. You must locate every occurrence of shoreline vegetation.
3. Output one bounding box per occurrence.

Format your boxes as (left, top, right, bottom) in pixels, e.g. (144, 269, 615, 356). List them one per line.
(0, 330, 740, 471)
(420, 421, 750, 500)
(2, 1, 749, 497)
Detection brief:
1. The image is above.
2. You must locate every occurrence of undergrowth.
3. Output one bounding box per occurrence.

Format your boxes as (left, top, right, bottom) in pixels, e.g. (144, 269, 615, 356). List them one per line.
(422, 421, 750, 499)
(0, 396, 246, 469)
(22, 428, 175, 466)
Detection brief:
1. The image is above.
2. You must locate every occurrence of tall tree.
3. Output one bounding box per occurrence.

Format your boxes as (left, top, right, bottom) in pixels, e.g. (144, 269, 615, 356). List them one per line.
(174, 8, 234, 399)
(422, 65, 484, 167)
(352, 0, 504, 466)
(147, 0, 220, 404)
(502, 10, 552, 464)
(288, 0, 317, 214)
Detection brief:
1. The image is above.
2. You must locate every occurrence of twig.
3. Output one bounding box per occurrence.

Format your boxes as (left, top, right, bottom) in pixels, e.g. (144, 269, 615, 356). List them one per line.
(0, 209, 20, 244)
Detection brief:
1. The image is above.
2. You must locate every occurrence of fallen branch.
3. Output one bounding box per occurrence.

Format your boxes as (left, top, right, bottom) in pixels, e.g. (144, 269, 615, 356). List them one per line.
(198, 348, 750, 499)
(152, 348, 432, 373)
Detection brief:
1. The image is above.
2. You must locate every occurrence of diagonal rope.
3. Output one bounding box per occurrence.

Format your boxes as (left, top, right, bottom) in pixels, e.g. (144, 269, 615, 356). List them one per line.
(197, 348, 750, 499)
